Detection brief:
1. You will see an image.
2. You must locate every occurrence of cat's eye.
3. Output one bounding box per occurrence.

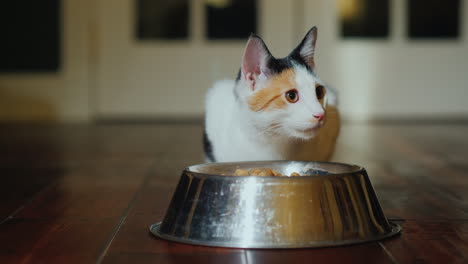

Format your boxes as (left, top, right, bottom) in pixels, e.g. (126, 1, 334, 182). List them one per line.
(316, 85, 326, 100)
(285, 89, 299, 103)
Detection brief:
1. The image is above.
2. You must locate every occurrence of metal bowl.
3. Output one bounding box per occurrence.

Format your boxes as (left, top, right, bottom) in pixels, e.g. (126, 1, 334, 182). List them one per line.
(150, 161, 400, 248)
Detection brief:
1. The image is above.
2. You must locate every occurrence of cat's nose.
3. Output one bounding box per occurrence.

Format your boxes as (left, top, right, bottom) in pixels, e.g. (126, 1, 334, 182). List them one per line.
(313, 113, 325, 121)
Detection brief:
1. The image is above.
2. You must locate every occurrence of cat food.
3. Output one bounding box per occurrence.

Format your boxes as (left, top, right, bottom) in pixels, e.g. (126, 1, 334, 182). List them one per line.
(233, 168, 300, 177)
(233, 169, 249, 176)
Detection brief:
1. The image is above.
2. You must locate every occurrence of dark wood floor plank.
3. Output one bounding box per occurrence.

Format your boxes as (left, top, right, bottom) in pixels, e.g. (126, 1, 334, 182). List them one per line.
(97, 125, 246, 262)
(244, 243, 396, 264)
(378, 125, 468, 177)
(333, 124, 424, 165)
(0, 156, 153, 264)
(0, 218, 116, 264)
(375, 186, 464, 220)
(102, 252, 246, 264)
(382, 160, 468, 187)
(105, 216, 244, 255)
(15, 157, 153, 220)
(0, 125, 163, 263)
(393, 125, 468, 160)
(102, 176, 244, 257)
(382, 220, 468, 264)
(0, 167, 63, 221)
(334, 146, 468, 220)
(0, 124, 204, 169)
(371, 164, 468, 220)
(1, 123, 468, 263)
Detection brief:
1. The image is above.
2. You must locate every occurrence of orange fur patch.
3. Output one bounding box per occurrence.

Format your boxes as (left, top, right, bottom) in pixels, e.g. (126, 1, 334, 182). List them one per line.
(248, 69, 296, 112)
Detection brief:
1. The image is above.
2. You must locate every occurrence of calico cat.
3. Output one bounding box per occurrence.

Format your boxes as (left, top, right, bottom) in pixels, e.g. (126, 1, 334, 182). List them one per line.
(204, 27, 340, 162)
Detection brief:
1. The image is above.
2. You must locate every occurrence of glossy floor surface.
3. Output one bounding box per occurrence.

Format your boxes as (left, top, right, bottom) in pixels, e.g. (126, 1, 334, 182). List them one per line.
(1, 123, 467, 264)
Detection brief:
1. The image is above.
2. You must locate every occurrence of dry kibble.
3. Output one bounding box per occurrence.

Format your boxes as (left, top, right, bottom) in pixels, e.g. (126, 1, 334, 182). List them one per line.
(264, 168, 273, 175)
(234, 169, 249, 176)
(249, 168, 263, 176)
(272, 169, 283, 176)
(258, 169, 274, 176)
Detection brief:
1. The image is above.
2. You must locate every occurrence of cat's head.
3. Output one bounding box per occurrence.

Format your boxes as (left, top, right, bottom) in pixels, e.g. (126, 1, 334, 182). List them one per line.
(237, 27, 332, 140)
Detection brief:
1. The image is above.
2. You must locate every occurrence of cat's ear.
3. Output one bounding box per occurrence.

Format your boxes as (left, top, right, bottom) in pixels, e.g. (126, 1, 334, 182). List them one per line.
(293, 26, 318, 71)
(241, 34, 272, 90)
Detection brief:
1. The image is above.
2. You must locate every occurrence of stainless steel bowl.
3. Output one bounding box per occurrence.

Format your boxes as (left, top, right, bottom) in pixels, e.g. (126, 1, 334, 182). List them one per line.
(150, 161, 400, 248)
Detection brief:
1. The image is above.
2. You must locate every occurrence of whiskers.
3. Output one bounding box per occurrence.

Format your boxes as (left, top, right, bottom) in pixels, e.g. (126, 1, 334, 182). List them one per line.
(255, 110, 340, 139)
(260, 123, 283, 136)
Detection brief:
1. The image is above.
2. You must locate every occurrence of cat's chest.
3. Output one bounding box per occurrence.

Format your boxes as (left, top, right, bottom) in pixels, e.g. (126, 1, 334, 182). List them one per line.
(215, 133, 307, 162)
(215, 132, 326, 162)
(214, 134, 284, 162)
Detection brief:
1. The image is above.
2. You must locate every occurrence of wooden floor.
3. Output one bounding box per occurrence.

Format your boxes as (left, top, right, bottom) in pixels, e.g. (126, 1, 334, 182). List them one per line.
(1, 123, 468, 264)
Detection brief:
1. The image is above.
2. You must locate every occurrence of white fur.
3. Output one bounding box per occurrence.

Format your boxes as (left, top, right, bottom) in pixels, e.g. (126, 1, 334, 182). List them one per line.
(205, 64, 339, 162)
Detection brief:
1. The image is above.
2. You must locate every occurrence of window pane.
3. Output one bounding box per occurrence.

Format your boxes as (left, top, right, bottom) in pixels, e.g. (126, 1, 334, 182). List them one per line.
(137, 0, 189, 39)
(338, 0, 389, 38)
(0, 1, 60, 72)
(408, 0, 460, 39)
(206, 0, 257, 39)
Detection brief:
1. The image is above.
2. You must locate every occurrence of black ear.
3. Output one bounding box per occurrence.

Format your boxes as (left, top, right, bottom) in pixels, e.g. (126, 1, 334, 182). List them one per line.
(292, 27, 318, 71)
(241, 34, 272, 81)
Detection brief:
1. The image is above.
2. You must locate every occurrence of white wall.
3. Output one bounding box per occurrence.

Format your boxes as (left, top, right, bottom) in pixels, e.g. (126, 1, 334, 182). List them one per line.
(1, 0, 467, 122)
(304, 0, 468, 121)
(97, 0, 468, 121)
(95, 0, 296, 120)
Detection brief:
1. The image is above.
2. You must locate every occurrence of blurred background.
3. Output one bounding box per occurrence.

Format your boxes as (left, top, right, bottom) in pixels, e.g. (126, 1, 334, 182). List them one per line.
(0, 0, 467, 123)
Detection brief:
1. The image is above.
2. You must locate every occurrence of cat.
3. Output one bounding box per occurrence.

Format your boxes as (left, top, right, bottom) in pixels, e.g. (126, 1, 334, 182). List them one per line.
(204, 27, 340, 162)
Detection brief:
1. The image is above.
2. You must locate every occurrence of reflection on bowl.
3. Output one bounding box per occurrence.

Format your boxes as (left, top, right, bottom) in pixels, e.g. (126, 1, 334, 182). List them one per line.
(150, 161, 400, 248)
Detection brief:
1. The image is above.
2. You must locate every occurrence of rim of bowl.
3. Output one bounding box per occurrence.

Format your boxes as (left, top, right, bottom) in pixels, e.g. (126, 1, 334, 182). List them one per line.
(184, 160, 366, 179)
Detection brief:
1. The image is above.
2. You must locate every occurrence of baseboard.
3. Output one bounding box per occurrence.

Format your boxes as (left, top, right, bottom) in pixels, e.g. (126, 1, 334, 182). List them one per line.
(94, 114, 468, 125)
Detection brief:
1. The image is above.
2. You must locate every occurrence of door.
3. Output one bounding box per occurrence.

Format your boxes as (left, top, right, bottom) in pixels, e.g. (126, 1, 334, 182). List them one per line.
(96, 0, 297, 119)
(300, 0, 468, 120)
